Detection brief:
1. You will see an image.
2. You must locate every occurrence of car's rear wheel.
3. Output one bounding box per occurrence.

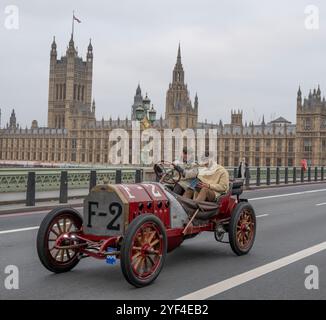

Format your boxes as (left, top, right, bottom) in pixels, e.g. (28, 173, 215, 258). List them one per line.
(37, 207, 83, 273)
(229, 202, 256, 256)
(120, 214, 167, 288)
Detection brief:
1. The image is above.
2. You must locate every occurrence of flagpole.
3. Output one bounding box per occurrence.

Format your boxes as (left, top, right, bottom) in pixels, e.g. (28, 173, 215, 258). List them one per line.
(72, 10, 74, 38)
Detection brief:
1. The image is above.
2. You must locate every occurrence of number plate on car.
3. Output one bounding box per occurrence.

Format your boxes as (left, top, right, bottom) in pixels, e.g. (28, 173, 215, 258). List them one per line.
(83, 190, 124, 236)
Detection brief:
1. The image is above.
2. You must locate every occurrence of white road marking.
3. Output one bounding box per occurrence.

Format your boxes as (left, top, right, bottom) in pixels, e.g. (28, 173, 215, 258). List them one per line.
(316, 203, 326, 207)
(177, 241, 326, 300)
(248, 188, 326, 201)
(0, 206, 83, 218)
(256, 214, 269, 218)
(0, 226, 39, 235)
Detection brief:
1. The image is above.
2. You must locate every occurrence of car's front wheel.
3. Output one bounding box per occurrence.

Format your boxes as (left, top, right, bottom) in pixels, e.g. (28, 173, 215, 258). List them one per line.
(120, 214, 167, 288)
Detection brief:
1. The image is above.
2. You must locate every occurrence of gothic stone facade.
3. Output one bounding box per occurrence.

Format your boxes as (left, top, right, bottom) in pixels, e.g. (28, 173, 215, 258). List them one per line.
(1, 37, 326, 167)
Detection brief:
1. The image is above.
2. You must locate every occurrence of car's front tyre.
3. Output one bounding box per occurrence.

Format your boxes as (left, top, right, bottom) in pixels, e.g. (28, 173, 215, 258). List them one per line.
(120, 214, 167, 288)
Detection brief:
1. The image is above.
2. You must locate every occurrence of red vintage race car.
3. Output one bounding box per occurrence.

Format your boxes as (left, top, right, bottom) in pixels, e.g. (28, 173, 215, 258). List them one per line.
(37, 161, 256, 288)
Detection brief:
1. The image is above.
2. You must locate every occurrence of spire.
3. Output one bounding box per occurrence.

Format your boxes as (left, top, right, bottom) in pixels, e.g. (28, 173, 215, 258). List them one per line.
(297, 85, 302, 107)
(297, 85, 301, 97)
(136, 83, 141, 96)
(177, 42, 182, 64)
(172, 43, 184, 83)
(67, 33, 75, 55)
(88, 38, 93, 51)
(87, 39, 93, 60)
(9, 109, 16, 129)
(69, 33, 74, 47)
(194, 93, 198, 110)
(262, 115, 265, 126)
(51, 36, 57, 58)
(51, 36, 57, 50)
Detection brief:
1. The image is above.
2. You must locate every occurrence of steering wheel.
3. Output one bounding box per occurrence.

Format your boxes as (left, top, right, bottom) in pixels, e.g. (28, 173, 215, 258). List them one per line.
(154, 161, 181, 185)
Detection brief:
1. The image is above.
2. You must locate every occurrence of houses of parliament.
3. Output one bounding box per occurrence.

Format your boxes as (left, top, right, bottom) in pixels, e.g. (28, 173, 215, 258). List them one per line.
(0, 34, 326, 167)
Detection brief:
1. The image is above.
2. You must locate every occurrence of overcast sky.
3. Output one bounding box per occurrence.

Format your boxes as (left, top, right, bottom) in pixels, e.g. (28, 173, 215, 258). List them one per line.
(1, 0, 326, 128)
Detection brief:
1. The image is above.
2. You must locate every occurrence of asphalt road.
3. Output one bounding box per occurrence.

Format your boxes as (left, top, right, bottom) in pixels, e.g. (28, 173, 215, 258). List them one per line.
(0, 183, 326, 300)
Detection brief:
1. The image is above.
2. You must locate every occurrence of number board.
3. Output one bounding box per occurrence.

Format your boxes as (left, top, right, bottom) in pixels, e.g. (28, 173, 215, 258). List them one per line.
(83, 190, 125, 236)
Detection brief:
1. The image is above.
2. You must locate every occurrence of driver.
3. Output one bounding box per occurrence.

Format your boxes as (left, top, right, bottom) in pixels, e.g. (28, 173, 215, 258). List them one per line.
(173, 147, 199, 195)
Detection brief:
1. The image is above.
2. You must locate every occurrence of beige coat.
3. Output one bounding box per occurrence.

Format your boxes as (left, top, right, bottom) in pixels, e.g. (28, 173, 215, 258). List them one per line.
(198, 163, 229, 194)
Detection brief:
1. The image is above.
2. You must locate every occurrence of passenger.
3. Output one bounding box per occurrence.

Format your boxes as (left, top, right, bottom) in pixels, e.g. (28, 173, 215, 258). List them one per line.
(181, 154, 229, 202)
(194, 159, 229, 202)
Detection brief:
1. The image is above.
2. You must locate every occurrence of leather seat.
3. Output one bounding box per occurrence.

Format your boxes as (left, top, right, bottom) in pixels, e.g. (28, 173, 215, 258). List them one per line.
(230, 180, 243, 196)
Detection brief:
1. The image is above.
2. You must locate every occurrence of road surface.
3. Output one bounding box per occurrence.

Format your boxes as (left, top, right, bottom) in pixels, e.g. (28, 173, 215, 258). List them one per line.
(0, 183, 326, 300)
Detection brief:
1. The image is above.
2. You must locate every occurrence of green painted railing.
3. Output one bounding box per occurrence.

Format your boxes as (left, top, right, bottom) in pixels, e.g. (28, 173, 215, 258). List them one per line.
(0, 166, 324, 193)
(0, 168, 142, 193)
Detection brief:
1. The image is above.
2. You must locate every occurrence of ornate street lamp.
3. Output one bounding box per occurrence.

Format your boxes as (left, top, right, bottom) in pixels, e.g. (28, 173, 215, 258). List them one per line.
(135, 106, 145, 121)
(148, 104, 157, 123)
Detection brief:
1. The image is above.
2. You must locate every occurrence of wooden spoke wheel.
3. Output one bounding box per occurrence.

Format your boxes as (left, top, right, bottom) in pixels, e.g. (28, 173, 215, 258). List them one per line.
(120, 214, 167, 288)
(37, 207, 83, 273)
(229, 202, 256, 256)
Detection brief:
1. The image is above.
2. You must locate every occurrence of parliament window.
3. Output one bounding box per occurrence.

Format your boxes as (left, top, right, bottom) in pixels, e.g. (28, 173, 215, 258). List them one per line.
(304, 139, 312, 152)
(255, 140, 260, 152)
(234, 139, 240, 152)
(266, 139, 271, 149)
(71, 139, 77, 149)
(245, 140, 250, 152)
(322, 139, 326, 151)
(304, 118, 312, 130)
(224, 140, 229, 152)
